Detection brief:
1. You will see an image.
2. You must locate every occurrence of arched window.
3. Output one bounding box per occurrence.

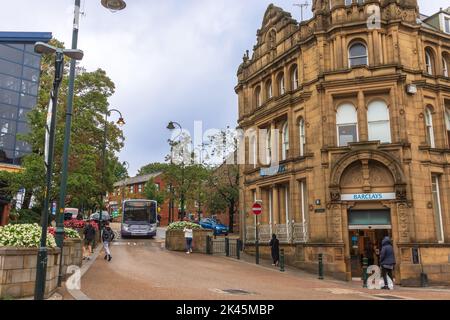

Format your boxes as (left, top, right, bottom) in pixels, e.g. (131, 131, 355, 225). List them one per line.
(425, 49, 435, 75)
(425, 106, 435, 148)
(443, 53, 449, 77)
(336, 103, 358, 147)
(445, 107, 450, 147)
(348, 42, 368, 67)
(266, 80, 273, 100)
(282, 122, 289, 160)
(277, 73, 285, 95)
(299, 118, 306, 157)
(290, 65, 299, 90)
(367, 100, 391, 143)
(254, 86, 262, 108)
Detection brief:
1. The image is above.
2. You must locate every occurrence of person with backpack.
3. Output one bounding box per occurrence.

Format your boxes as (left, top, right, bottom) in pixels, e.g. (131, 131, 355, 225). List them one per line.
(82, 220, 96, 260)
(380, 236, 396, 290)
(102, 222, 115, 262)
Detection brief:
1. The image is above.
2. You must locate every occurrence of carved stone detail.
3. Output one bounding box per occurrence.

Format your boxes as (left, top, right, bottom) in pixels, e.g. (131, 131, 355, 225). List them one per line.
(397, 203, 409, 243)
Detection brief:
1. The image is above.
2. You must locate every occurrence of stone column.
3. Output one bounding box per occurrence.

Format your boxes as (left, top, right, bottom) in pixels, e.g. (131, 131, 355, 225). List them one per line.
(358, 91, 368, 141)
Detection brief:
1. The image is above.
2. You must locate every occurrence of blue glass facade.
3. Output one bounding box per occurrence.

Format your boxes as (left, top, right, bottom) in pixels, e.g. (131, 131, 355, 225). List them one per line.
(0, 32, 52, 166)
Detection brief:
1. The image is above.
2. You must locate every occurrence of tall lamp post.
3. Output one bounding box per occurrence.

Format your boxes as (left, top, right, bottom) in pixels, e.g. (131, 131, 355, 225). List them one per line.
(33, 42, 83, 301)
(167, 121, 183, 222)
(120, 161, 130, 216)
(99, 109, 125, 233)
(56, 0, 127, 287)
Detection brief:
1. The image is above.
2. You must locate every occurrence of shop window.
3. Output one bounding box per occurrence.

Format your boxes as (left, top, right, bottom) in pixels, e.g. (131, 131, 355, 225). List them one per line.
(425, 106, 435, 148)
(431, 175, 445, 243)
(368, 100, 391, 143)
(281, 122, 289, 160)
(349, 42, 368, 67)
(425, 49, 435, 75)
(336, 103, 358, 147)
(299, 118, 306, 156)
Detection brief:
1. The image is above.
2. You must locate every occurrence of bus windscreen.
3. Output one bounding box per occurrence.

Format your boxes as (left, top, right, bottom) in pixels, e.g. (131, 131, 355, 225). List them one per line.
(123, 201, 157, 224)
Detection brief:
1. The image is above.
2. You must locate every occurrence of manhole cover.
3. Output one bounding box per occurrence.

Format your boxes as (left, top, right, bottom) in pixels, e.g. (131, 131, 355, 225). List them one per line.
(315, 288, 363, 295)
(374, 295, 405, 300)
(211, 289, 254, 295)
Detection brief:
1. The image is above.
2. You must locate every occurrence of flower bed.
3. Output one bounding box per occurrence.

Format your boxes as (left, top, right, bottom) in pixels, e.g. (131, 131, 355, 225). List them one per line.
(47, 227, 81, 240)
(167, 221, 202, 231)
(0, 224, 57, 248)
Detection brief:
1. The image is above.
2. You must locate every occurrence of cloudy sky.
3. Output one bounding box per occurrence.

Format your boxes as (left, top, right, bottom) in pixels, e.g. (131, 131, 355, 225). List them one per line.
(1, 0, 448, 175)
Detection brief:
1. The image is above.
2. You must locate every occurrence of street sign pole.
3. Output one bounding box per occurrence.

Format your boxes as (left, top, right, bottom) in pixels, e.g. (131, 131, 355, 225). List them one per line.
(255, 214, 259, 265)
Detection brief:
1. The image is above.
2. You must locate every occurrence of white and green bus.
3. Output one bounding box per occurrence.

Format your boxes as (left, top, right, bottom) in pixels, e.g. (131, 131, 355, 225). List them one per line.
(121, 199, 158, 239)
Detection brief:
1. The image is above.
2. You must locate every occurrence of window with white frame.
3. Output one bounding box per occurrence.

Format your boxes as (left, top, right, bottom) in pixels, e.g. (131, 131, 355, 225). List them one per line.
(445, 17, 450, 34)
(266, 80, 273, 100)
(336, 103, 358, 146)
(431, 175, 445, 243)
(138, 184, 143, 193)
(443, 55, 449, 77)
(299, 179, 308, 241)
(425, 49, 434, 75)
(129, 185, 134, 194)
(299, 118, 306, 156)
(446, 107, 450, 147)
(291, 65, 299, 90)
(255, 86, 262, 108)
(265, 129, 272, 165)
(282, 122, 289, 160)
(345, 0, 353, 5)
(425, 106, 435, 148)
(278, 73, 285, 95)
(348, 42, 368, 67)
(367, 100, 391, 143)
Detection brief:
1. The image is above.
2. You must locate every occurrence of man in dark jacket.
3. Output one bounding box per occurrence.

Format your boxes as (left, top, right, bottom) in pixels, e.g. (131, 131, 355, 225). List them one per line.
(380, 236, 396, 289)
(269, 234, 280, 266)
(83, 220, 96, 260)
(102, 222, 115, 262)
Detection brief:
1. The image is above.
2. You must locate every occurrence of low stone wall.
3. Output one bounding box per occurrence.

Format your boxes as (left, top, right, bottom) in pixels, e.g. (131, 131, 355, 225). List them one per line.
(61, 239, 83, 279)
(0, 247, 61, 299)
(165, 229, 213, 253)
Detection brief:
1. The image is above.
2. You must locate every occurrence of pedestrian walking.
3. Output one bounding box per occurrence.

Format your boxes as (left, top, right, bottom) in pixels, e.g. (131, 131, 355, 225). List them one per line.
(184, 225, 193, 254)
(269, 234, 280, 266)
(102, 222, 115, 262)
(380, 236, 396, 290)
(83, 220, 96, 260)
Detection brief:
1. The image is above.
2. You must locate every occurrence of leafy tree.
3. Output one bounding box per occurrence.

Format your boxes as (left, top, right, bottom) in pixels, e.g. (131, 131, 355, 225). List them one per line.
(137, 162, 169, 176)
(144, 178, 166, 206)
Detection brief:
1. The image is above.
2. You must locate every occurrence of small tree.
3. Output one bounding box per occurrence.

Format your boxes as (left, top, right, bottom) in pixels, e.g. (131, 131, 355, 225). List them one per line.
(144, 178, 166, 207)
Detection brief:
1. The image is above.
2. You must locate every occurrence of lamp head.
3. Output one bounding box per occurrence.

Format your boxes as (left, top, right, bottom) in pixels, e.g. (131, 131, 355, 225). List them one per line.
(101, 0, 126, 11)
(116, 117, 126, 127)
(64, 49, 84, 61)
(167, 122, 176, 130)
(34, 42, 57, 55)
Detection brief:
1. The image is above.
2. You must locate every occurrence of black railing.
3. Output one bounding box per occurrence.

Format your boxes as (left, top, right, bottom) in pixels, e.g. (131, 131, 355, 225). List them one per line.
(206, 236, 242, 260)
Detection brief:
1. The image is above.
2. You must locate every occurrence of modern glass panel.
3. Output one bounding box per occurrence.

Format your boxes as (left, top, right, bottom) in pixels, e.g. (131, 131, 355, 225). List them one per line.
(0, 119, 16, 135)
(0, 88, 19, 105)
(0, 134, 15, 150)
(9, 43, 25, 50)
(21, 80, 38, 96)
(22, 67, 39, 82)
(23, 53, 40, 68)
(17, 107, 31, 121)
(19, 94, 37, 108)
(0, 59, 22, 77)
(348, 210, 391, 226)
(0, 44, 24, 64)
(24, 44, 35, 53)
(16, 122, 30, 135)
(0, 148, 14, 164)
(0, 74, 21, 91)
(0, 104, 18, 120)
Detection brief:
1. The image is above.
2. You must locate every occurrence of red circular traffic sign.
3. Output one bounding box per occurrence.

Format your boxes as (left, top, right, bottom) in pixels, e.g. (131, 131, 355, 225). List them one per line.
(252, 203, 262, 216)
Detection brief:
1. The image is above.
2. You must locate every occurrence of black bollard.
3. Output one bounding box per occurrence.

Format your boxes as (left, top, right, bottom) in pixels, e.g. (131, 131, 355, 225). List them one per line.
(318, 253, 324, 280)
(236, 240, 241, 260)
(225, 238, 230, 257)
(362, 258, 369, 288)
(280, 249, 285, 272)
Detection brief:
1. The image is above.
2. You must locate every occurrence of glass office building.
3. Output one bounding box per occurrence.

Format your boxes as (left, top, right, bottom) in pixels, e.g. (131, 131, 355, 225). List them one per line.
(0, 32, 52, 167)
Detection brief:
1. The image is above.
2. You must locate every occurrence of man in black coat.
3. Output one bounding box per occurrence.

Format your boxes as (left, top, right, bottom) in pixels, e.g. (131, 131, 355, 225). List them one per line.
(269, 234, 280, 266)
(380, 236, 396, 289)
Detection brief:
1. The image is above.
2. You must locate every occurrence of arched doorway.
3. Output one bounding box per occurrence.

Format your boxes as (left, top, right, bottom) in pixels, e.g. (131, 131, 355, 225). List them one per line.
(330, 150, 408, 279)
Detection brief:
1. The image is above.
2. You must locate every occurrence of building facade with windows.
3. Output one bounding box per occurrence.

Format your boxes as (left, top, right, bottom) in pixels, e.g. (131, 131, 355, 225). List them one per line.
(0, 31, 52, 226)
(236, 0, 450, 285)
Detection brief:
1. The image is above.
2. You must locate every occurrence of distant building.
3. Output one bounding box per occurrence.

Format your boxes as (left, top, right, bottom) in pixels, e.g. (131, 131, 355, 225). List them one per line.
(107, 172, 170, 226)
(0, 31, 52, 226)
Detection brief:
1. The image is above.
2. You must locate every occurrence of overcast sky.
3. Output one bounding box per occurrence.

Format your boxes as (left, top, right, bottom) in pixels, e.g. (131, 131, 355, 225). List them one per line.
(1, 0, 448, 175)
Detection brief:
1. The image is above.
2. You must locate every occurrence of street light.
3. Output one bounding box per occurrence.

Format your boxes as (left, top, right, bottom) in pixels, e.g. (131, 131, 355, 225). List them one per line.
(56, 0, 126, 288)
(167, 121, 183, 222)
(33, 42, 83, 301)
(99, 109, 125, 234)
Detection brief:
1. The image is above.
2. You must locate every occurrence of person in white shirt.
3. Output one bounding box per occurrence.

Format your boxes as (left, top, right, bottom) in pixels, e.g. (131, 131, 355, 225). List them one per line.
(183, 226, 193, 254)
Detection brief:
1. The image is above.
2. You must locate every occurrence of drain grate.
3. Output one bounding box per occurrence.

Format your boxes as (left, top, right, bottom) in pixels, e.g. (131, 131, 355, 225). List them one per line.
(374, 295, 406, 300)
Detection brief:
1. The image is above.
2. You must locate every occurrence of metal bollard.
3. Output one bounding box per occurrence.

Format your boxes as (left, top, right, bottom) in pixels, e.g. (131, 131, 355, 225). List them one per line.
(318, 253, 324, 280)
(225, 238, 230, 257)
(362, 258, 369, 288)
(280, 249, 285, 272)
(255, 240, 260, 265)
(236, 240, 241, 260)
(206, 236, 211, 255)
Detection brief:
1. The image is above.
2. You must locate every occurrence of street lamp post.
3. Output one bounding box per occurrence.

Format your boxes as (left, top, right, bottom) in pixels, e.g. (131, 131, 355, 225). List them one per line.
(99, 109, 125, 233)
(56, 0, 126, 287)
(167, 121, 183, 222)
(33, 42, 83, 301)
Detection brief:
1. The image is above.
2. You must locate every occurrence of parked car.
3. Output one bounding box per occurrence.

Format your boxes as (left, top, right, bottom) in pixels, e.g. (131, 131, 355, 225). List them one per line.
(89, 211, 112, 223)
(200, 218, 229, 236)
(64, 208, 79, 221)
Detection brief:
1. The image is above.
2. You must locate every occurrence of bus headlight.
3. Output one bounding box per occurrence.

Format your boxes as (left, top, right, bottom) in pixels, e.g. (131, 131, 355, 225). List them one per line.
(122, 224, 129, 231)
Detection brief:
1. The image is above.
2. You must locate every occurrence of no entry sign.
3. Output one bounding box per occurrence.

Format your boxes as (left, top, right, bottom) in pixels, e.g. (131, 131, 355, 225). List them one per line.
(252, 202, 262, 216)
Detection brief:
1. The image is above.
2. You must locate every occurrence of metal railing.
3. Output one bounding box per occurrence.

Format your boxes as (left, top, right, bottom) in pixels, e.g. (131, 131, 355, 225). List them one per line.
(207, 236, 242, 260)
(244, 222, 308, 244)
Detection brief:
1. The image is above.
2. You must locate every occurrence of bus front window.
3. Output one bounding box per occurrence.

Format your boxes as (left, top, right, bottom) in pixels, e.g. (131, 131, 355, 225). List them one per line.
(123, 202, 157, 224)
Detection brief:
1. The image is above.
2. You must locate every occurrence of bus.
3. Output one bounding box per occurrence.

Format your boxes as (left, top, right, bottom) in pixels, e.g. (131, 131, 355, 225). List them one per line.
(121, 199, 158, 238)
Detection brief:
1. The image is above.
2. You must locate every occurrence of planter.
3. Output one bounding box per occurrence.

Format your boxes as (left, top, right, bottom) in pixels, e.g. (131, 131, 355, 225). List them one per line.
(165, 229, 213, 253)
(0, 247, 61, 299)
(61, 238, 83, 280)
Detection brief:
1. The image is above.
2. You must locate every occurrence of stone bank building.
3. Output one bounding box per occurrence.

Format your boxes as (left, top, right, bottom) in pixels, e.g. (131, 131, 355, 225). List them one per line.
(236, 0, 450, 285)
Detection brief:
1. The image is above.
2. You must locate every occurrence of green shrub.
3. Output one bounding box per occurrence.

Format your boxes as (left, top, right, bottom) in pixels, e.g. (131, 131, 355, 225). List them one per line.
(167, 221, 202, 231)
(10, 209, 41, 225)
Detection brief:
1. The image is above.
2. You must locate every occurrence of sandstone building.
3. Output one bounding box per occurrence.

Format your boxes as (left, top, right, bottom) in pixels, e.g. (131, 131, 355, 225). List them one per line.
(236, 0, 450, 285)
